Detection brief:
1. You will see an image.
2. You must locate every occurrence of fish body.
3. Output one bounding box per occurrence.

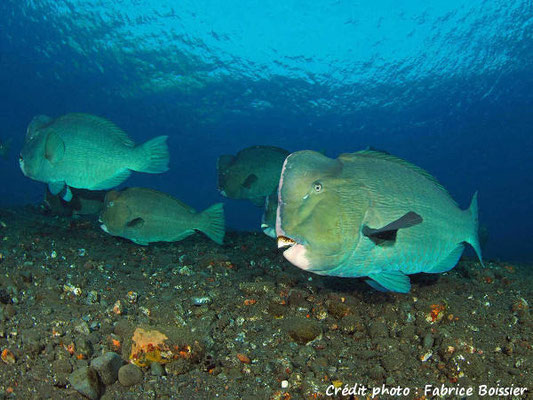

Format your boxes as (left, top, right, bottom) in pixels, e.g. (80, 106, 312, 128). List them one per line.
(44, 187, 106, 217)
(217, 145, 289, 205)
(276, 150, 483, 293)
(261, 192, 278, 238)
(20, 113, 169, 201)
(100, 187, 225, 245)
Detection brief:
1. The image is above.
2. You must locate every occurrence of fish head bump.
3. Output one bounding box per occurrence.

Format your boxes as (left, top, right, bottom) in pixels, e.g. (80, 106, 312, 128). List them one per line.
(276, 151, 347, 273)
(19, 128, 51, 180)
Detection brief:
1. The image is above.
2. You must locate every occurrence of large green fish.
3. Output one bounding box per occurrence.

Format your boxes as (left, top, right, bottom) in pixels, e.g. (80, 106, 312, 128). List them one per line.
(20, 113, 169, 201)
(276, 150, 483, 293)
(217, 145, 289, 206)
(100, 187, 225, 245)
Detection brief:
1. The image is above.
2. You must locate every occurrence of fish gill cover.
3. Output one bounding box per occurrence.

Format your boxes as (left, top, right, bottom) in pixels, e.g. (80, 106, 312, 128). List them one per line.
(0, 0, 532, 260)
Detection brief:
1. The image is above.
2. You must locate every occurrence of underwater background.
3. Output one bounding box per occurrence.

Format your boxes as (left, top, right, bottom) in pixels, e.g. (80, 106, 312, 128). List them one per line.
(1, 2, 533, 399)
(1, 1, 532, 258)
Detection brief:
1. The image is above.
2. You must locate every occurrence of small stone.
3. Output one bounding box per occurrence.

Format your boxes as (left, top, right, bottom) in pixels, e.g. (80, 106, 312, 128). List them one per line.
(165, 357, 189, 376)
(3, 304, 15, 320)
(52, 359, 72, 374)
(368, 321, 388, 338)
(118, 363, 143, 387)
(327, 301, 351, 319)
(68, 366, 102, 400)
(86, 291, 100, 305)
(91, 352, 123, 385)
(0, 289, 10, 304)
(75, 321, 91, 336)
(126, 291, 138, 304)
(191, 296, 212, 306)
(368, 365, 386, 381)
(239, 281, 276, 295)
(285, 318, 322, 344)
(21, 330, 43, 355)
(19, 270, 33, 283)
(112, 300, 123, 315)
(76, 337, 94, 358)
(113, 320, 131, 338)
(381, 352, 405, 372)
(423, 333, 434, 349)
(150, 362, 165, 376)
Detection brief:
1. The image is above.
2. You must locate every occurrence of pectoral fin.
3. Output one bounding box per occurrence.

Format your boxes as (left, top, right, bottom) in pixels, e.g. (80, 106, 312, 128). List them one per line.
(45, 131, 65, 163)
(126, 217, 144, 228)
(363, 211, 422, 245)
(368, 271, 411, 293)
(48, 181, 66, 196)
(61, 186, 73, 202)
(242, 173, 258, 189)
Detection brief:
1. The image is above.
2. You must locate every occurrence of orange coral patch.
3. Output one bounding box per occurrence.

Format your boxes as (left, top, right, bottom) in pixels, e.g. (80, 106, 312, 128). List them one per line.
(129, 327, 170, 367)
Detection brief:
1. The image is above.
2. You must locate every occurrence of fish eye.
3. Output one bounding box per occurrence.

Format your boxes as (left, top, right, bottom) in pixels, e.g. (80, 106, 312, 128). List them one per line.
(19, 154, 23, 161)
(313, 182, 323, 193)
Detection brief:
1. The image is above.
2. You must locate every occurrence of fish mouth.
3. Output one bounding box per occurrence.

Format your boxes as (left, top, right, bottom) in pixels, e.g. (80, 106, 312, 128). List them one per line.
(277, 235, 312, 271)
(277, 235, 297, 249)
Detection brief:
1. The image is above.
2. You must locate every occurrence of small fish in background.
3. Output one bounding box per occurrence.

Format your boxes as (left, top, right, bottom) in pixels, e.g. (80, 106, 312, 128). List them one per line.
(276, 149, 484, 293)
(43, 187, 106, 217)
(19, 113, 170, 201)
(99, 187, 225, 245)
(217, 145, 289, 206)
(0, 138, 12, 159)
(261, 192, 278, 238)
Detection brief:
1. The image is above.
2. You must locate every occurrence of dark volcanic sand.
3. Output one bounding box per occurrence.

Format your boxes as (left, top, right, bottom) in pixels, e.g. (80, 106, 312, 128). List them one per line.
(0, 206, 531, 400)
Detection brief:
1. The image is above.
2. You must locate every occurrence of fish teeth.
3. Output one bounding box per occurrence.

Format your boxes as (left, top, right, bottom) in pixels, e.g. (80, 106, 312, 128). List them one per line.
(277, 236, 296, 249)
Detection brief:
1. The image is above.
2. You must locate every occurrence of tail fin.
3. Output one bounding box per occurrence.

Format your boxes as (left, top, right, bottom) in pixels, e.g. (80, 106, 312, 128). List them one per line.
(134, 135, 169, 173)
(465, 191, 485, 267)
(198, 203, 225, 245)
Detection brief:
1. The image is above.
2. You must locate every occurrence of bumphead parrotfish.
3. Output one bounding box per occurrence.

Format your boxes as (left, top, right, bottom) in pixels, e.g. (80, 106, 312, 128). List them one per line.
(276, 150, 483, 293)
(100, 187, 225, 245)
(20, 113, 169, 201)
(217, 145, 289, 206)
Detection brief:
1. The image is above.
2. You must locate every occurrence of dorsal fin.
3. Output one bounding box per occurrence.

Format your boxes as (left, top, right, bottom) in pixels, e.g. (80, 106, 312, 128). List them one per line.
(340, 150, 455, 202)
(60, 113, 135, 147)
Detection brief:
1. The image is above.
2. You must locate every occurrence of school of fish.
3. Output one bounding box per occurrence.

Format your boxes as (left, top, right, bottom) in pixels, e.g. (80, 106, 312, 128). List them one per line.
(15, 113, 484, 292)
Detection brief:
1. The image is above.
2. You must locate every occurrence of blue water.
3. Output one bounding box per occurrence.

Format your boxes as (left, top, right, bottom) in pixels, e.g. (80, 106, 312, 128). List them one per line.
(0, 0, 532, 261)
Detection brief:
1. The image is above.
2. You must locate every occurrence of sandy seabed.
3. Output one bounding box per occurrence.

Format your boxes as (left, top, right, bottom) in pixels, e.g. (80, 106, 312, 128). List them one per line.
(0, 206, 531, 400)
